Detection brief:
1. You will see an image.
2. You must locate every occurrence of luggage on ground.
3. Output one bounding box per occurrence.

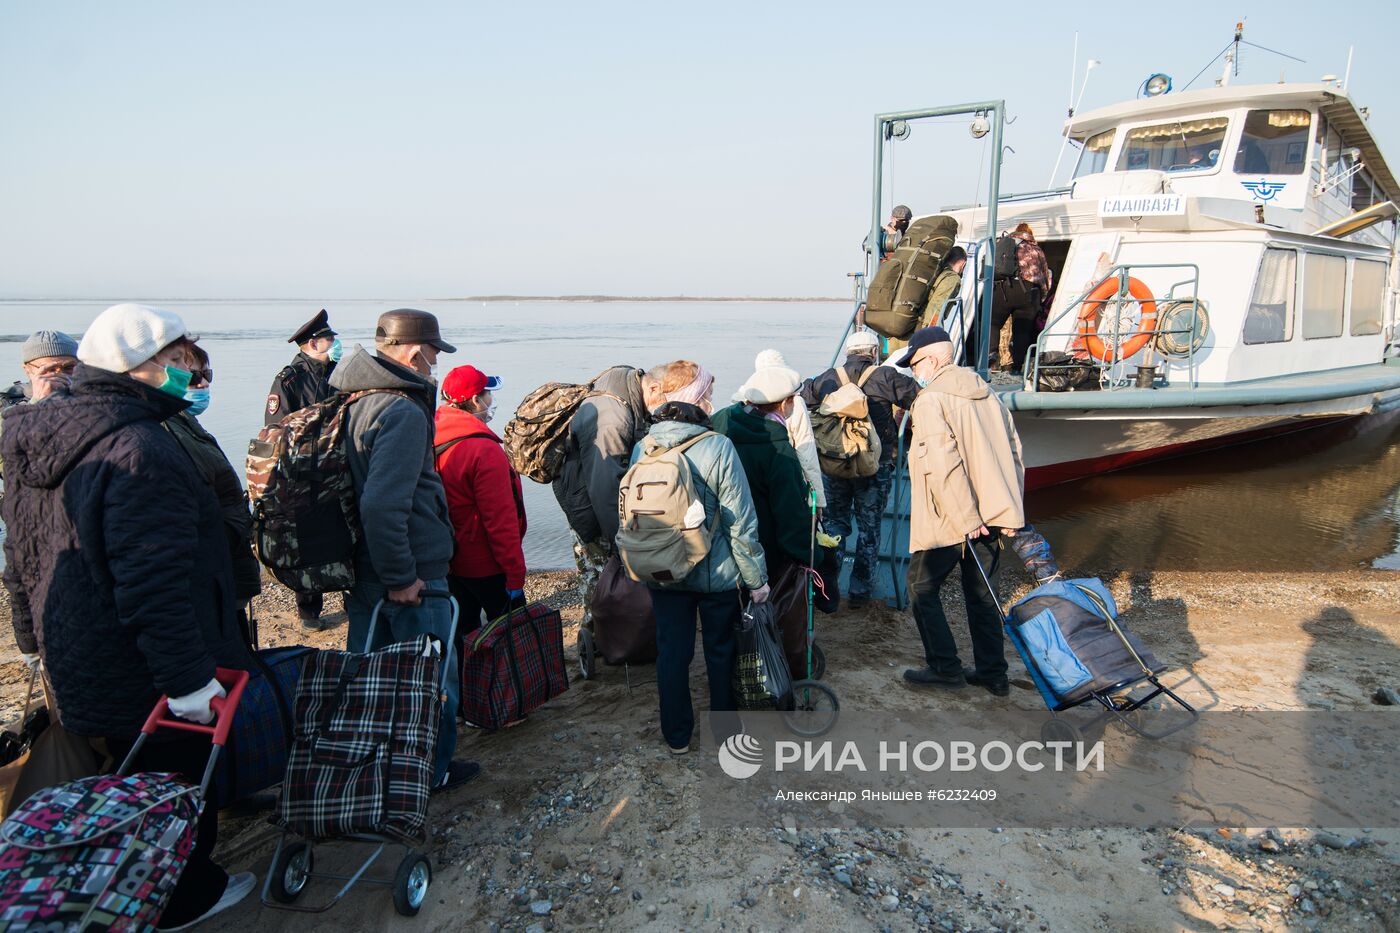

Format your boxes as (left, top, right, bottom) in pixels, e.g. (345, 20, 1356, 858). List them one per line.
(503, 368, 616, 484)
(767, 560, 815, 678)
(810, 368, 881, 479)
(863, 215, 959, 338)
(275, 635, 442, 845)
(211, 645, 317, 810)
(1008, 579, 1163, 703)
(246, 389, 409, 594)
(0, 668, 247, 932)
(1033, 351, 1101, 393)
(460, 603, 569, 730)
(733, 601, 794, 711)
(590, 556, 658, 664)
(615, 432, 718, 584)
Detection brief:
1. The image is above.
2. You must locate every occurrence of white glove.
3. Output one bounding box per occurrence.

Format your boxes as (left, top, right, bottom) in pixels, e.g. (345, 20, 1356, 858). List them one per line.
(168, 678, 226, 725)
(750, 584, 771, 604)
(20, 652, 40, 672)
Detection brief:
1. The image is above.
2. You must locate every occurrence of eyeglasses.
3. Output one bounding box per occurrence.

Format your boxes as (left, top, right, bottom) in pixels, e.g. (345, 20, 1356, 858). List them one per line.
(190, 368, 214, 385)
(27, 361, 76, 378)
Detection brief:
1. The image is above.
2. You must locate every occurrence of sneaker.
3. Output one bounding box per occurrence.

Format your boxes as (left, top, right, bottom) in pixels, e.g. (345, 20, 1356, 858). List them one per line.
(963, 668, 1011, 697)
(433, 759, 481, 794)
(158, 872, 255, 930)
(902, 667, 966, 688)
(667, 743, 691, 756)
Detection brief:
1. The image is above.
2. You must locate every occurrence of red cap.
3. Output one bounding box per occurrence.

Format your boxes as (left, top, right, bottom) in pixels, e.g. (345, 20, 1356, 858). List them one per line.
(441, 365, 502, 405)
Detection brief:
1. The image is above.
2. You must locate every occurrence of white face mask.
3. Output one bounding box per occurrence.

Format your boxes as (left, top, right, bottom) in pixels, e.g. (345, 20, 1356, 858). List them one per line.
(474, 401, 497, 422)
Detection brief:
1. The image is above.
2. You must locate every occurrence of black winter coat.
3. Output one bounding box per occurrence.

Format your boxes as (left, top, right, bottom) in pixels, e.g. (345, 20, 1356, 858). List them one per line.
(0, 365, 253, 740)
(265, 351, 335, 425)
(165, 411, 263, 602)
(800, 356, 922, 462)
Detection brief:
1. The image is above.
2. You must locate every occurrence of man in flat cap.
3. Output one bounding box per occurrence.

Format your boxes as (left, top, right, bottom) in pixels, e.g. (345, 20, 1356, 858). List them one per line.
(1, 331, 80, 481)
(329, 309, 479, 791)
(266, 309, 340, 626)
(893, 326, 1025, 697)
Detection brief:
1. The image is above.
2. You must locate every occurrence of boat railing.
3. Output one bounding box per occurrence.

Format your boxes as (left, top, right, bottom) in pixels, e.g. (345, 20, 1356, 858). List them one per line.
(1025, 263, 1205, 391)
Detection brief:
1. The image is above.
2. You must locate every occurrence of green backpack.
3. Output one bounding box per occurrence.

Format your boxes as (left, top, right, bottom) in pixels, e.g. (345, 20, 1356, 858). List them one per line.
(863, 214, 959, 339)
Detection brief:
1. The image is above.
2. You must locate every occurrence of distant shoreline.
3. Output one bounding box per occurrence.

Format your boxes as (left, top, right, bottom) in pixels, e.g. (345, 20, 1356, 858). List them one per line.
(0, 295, 848, 304)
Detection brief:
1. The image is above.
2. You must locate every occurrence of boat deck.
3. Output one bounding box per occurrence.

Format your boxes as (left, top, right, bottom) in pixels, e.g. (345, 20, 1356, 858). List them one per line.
(996, 360, 1400, 413)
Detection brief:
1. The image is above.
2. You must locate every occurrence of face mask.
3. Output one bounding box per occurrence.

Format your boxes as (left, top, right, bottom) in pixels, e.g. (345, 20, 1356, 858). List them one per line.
(473, 401, 497, 423)
(158, 366, 193, 399)
(915, 376, 930, 388)
(184, 387, 211, 417)
(328, 338, 343, 363)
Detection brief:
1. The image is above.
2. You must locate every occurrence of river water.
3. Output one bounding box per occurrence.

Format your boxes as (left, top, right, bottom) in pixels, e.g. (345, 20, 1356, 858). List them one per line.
(3, 299, 1398, 574)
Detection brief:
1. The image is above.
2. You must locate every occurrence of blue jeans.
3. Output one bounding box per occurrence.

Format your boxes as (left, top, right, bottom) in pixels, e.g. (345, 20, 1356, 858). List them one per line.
(346, 577, 458, 785)
(650, 588, 741, 750)
(822, 458, 896, 598)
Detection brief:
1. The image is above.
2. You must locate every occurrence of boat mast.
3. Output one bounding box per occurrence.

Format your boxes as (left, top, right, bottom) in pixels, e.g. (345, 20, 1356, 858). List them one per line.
(1217, 22, 1243, 87)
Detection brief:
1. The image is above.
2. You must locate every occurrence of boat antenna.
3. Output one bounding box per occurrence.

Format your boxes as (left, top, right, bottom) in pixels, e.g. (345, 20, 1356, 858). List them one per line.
(1180, 21, 1305, 91)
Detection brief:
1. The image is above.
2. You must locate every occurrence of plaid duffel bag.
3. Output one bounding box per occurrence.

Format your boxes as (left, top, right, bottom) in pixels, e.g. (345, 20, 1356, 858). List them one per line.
(211, 645, 316, 810)
(461, 603, 569, 730)
(274, 635, 441, 846)
(0, 772, 199, 931)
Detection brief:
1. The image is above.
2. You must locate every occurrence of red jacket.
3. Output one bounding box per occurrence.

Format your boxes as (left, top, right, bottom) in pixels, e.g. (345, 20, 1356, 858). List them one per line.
(433, 406, 527, 589)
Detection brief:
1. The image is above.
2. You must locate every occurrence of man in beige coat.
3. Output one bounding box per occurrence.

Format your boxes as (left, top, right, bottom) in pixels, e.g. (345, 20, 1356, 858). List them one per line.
(893, 327, 1025, 695)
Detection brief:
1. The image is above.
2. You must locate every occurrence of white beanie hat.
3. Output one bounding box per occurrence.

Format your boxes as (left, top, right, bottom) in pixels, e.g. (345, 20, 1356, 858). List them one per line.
(844, 330, 880, 355)
(78, 304, 188, 373)
(754, 349, 787, 370)
(741, 366, 802, 404)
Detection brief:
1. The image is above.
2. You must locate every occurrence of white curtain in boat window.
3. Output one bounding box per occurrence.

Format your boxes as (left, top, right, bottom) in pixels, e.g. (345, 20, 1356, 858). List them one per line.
(1117, 118, 1229, 173)
(1350, 259, 1386, 336)
(1243, 248, 1296, 345)
(1302, 253, 1346, 339)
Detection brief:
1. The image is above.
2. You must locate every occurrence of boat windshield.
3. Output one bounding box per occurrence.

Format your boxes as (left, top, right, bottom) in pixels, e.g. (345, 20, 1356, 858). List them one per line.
(1073, 129, 1116, 178)
(1233, 109, 1311, 175)
(1117, 117, 1229, 173)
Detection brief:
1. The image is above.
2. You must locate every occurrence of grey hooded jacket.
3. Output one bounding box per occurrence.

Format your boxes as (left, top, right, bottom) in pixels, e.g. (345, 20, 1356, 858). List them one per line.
(552, 366, 650, 543)
(629, 419, 767, 593)
(329, 347, 454, 588)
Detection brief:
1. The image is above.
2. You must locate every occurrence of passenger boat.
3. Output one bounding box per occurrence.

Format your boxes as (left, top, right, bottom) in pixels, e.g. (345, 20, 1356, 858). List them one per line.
(853, 29, 1400, 600)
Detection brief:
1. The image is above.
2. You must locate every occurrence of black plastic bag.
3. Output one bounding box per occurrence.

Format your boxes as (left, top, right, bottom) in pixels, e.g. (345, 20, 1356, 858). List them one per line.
(733, 601, 794, 711)
(1035, 351, 1101, 392)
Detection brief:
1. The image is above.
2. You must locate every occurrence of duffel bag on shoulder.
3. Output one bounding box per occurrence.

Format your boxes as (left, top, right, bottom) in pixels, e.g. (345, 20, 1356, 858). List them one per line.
(461, 603, 569, 730)
(275, 635, 442, 845)
(211, 644, 316, 810)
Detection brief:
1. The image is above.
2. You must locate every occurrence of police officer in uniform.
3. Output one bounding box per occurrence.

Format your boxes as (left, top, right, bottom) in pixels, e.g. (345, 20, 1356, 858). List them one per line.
(266, 308, 340, 627)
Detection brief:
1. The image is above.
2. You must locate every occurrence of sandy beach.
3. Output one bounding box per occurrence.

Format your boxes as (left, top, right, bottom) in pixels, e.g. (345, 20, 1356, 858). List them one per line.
(3, 563, 1397, 932)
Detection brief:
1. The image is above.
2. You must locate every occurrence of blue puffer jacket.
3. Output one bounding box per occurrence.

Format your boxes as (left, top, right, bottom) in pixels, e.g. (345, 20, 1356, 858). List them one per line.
(629, 419, 767, 594)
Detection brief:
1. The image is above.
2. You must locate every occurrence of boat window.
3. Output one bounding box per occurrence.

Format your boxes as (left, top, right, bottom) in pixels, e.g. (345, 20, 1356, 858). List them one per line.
(1301, 253, 1346, 339)
(1073, 130, 1116, 178)
(1232, 110, 1311, 176)
(1116, 117, 1228, 173)
(1243, 248, 1296, 344)
(1350, 259, 1386, 336)
(1351, 166, 1379, 212)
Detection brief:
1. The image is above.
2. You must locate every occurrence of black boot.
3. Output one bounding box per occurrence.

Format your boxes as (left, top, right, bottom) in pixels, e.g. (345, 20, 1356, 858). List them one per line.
(902, 667, 966, 688)
(963, 668, 1010, 697)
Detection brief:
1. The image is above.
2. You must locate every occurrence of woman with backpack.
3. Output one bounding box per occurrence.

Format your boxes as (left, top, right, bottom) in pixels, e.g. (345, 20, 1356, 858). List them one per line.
(621, 397, 768, 755)
(434, 364, 528, 634)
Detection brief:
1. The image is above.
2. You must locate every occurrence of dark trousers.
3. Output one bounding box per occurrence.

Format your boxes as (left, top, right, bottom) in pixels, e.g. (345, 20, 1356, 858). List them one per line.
(822, 458, 896, 599)
(650, 588, 741, 749)
(105, 733, 227, 928)
(448, 573, 509, 636)
(295, 590, 322, 619)
(988, 280, 1042, 371)
(907, 536, 1007, 678)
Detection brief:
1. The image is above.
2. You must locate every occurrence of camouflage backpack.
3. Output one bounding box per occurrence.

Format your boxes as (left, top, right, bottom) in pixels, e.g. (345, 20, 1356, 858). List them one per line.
(245, 389, 407, 594)
(503, 368, 618, 484)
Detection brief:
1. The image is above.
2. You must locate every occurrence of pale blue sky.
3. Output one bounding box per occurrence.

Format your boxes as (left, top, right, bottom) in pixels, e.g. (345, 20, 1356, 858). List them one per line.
(3, 1, 1396, 299)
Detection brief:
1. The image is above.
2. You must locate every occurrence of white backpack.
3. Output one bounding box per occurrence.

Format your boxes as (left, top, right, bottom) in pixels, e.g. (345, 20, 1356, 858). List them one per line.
(615, 432, 717, 584)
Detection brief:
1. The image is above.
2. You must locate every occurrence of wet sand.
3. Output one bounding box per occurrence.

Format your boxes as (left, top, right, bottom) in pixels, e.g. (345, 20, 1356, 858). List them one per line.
(4, 565, 1396, 931)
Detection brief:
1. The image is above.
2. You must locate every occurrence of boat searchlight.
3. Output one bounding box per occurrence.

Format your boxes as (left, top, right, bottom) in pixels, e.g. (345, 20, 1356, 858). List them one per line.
(1142, 73, 1173, 97)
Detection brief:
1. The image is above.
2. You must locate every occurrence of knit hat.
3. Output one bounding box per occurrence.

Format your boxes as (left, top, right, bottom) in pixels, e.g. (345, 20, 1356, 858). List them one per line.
(78, 304, 188, 374)
(843, 330, 880, 355)
(753, 349, 787, 370)
(741, 366, 801, 404)
(20, 330, 79, 364)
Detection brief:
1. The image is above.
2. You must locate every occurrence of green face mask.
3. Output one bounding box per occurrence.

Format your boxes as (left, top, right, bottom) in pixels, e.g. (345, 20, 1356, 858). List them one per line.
(158, 365, 193, 398)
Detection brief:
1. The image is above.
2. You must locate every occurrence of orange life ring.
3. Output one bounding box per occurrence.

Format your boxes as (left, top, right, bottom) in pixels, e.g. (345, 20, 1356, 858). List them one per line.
(1076, 276, 1158, 362)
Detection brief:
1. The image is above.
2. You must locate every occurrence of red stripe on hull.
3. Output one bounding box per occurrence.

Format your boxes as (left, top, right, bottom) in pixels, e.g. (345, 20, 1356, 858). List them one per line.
(1024, 416, 1352, 490)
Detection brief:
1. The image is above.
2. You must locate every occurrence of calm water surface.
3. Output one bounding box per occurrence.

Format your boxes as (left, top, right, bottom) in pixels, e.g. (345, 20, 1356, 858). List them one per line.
(3, 300, 1397, 573)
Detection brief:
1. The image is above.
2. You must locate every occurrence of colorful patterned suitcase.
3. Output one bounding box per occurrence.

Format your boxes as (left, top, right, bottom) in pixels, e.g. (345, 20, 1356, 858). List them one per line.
(460, 602, 569, 730)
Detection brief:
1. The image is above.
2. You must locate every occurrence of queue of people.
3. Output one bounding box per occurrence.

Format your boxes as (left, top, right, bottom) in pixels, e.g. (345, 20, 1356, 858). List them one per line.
(0, 297, 1029, 926)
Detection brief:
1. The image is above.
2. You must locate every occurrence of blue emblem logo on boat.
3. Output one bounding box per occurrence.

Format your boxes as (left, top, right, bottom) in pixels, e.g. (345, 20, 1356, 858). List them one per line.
(1241, 179, 1285, 201)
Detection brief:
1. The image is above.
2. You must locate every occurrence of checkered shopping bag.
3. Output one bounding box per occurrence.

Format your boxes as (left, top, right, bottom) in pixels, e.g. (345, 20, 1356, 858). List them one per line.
(460, 603, 569, 730)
